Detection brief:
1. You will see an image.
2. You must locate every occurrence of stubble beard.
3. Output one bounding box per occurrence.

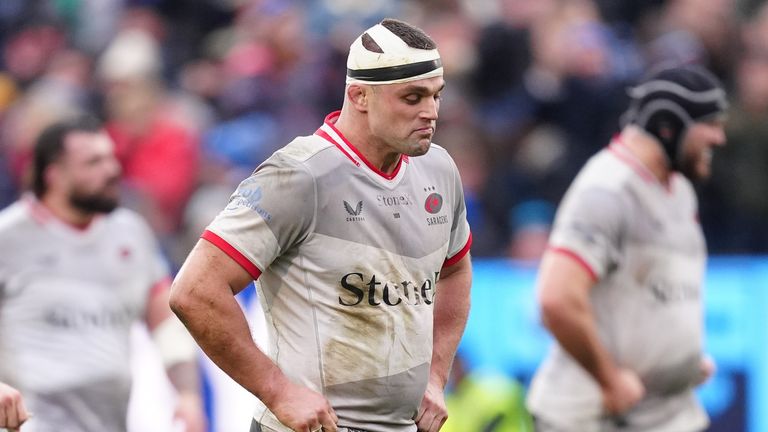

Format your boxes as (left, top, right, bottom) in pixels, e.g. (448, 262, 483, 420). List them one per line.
(69, 187, 119, 214)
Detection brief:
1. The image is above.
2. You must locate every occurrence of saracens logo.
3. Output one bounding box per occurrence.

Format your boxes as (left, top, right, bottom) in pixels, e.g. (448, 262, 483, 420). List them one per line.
(343, 200, 365, 222)
(424, 193, 443, 214)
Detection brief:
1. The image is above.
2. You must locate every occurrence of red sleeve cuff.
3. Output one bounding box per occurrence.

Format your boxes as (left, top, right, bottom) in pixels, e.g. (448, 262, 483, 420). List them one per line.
(201, 230, 262, 280)
(443, 232, 473, 268)
(548, 246, 598, 281)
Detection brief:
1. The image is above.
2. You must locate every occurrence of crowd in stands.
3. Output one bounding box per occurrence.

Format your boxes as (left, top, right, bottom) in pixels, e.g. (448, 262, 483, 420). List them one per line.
(1, 0, 767, 267)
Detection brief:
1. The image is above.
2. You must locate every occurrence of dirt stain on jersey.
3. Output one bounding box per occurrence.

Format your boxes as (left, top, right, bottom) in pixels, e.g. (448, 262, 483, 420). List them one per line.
(322, 265, 433, 387)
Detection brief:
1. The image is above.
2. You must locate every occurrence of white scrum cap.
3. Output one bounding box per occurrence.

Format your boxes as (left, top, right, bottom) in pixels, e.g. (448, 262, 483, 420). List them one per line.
(346, 22, 443, 85)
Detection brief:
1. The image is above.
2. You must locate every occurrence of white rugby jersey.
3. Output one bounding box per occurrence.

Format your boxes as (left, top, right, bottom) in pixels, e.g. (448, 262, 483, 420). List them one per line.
(0, 196, 169, 432)
(527, 140, 709, 432)
(204, 111, 472, 432)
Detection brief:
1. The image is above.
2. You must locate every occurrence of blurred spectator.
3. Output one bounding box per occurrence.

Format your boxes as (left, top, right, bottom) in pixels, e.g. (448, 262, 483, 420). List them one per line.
(0, 0, 759, 260)
(0, 47, 93, 199)
(702, 1, 768, 252)
(506, 199, 554, 262)
(474, 1, 641, 259)
(2, 23, 65, 85)
(0, 72, 19, 206)
(641, 0, 739, 77)
(443, 353, 534, 432)
(99, 26, 200, 239)
(437, 124, 502, 256)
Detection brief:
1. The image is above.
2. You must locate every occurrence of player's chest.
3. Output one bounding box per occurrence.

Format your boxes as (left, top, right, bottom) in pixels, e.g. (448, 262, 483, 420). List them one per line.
(626, 186, 704, 255)
(4, 236, 150, 295)
(318, 173, 453, 228)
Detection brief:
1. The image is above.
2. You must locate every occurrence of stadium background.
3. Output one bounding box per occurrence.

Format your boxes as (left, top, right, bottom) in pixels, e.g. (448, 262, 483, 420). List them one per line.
(1, 0, 767, 431)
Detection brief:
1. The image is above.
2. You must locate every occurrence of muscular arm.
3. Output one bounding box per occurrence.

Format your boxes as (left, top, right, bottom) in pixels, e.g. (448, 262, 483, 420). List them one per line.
(416, 253, 472, 432)
(169, 239, 281, 402)
(169, 239, 337, 431)
(537, 250, 644, 414)
(430, 254, 472, 389)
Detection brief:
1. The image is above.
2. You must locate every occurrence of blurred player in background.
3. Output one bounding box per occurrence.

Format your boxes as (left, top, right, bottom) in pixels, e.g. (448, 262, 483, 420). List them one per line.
(170, 18, 472, 432)
(526, 64, 728, 432)
(0, 115, 206, 432)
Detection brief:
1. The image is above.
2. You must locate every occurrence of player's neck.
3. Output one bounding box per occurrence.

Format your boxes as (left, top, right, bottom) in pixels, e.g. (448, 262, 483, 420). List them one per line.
(334, 111, 401, 174)
(619, 126, 672, 185)
(40, 193, 95, 228)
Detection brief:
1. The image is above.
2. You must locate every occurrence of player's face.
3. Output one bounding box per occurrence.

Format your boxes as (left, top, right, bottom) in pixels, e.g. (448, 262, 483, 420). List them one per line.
(60, 131, 122, 213)
(366, 76, 444, 157)
(679, 117, 726, 181)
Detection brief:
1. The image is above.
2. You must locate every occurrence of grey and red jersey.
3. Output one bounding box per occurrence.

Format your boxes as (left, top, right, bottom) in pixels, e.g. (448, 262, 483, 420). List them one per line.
(527, 140, 709, 432)
(0, 196, 169, 432)
(204, 112, 472, 432)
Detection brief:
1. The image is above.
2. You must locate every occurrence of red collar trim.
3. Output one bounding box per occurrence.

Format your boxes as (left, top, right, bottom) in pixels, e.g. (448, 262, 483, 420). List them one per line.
(24, 195, 96, 232)
(316, 111, 407, 181)
(315, 128, 359, 166)
(24, 195, 50, 225)
(608, 138, 672, 193)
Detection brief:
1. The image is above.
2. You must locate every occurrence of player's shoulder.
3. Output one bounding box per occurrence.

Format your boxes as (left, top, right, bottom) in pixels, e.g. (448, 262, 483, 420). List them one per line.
(105, 207, 155, 234)
(413, 142, 458, 171)
(0, 200, 31, 234)
(233, 137, 321, 197)
(424, 142, 452, 161)
(573, 148, 636, 193)
(275, 134, 334, 164)
(253, 134, 337, 179)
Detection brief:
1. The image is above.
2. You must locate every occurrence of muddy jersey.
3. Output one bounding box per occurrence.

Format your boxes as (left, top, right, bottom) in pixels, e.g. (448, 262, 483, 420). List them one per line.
(0, 197, 168, 432)
(204, 111, 472, 432)
(527, 140, 709, 432)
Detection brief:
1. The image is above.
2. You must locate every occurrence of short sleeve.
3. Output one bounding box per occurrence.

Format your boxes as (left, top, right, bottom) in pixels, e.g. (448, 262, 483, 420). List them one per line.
(548, 187, 627, 280)
(121, 210, 172, 312)
(444, 155, 472, 267)
(204, 153, 316, 279)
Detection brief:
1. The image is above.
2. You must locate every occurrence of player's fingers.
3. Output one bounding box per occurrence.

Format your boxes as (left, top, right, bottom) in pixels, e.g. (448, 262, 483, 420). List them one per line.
(433, 412, 448, 432)
(17, 398, 30, 425)
(415, 408, 437, 432)
(319, 410, 337, 432)
(329, 406, 339, 425)
(5, 397, 20, 429)
(426, 408, 447, 432)
(414, 399, 428, 423)
(318, 422, 336, 432)
(419, 416, 436, 432)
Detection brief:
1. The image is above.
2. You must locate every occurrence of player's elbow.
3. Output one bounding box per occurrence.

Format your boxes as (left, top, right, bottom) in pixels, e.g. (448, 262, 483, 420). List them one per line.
(168, 280, 198, 320)
(538, 283, 570, 331)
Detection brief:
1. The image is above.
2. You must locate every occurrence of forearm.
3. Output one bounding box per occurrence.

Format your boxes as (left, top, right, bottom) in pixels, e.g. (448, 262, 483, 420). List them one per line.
(430, 257, 472, 388)
(542, 293, 618, 388)
(150, 315, 201, 395)
(165, 362, 200, 396)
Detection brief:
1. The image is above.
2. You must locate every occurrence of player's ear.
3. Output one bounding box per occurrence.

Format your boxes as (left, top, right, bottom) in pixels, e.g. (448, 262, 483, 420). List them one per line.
(346, 84, 370, 112)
